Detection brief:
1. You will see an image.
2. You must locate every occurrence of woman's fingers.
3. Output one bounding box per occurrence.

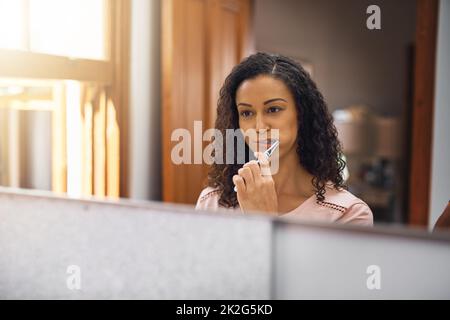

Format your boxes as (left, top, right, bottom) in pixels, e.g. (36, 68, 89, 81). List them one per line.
(233, 175, 246, 193)
(238, 154, 273, 193)
(238, 166, 254, 188)
(243, 160, 262, 184)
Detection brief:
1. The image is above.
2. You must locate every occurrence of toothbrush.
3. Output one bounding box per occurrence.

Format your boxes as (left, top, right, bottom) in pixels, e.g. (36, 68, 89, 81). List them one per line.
(234, 140, 280, 192)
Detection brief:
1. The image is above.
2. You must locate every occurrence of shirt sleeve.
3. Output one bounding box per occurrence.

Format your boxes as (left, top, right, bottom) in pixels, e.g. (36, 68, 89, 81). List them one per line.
(337, 202, 374, 226)
(195, 187, 220, 211)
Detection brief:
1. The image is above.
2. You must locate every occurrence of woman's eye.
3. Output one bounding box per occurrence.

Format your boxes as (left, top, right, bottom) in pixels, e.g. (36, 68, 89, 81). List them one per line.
(267, 106, 282, 113)
(240, 110, 253, 118)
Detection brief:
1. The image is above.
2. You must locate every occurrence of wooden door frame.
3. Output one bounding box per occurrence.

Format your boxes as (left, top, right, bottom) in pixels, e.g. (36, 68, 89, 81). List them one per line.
(408, 0, 439, 226)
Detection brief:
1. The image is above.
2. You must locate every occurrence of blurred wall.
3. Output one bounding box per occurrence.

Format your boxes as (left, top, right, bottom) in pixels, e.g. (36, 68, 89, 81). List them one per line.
(1, 188, 449, 299)
(253, 0, 416, 115)
(129, 0, 161, 200)
(430, 0, 450, 229)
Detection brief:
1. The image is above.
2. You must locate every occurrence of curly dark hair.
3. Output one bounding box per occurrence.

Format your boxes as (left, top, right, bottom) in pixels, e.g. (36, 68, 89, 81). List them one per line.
(207, 52, 346, 208)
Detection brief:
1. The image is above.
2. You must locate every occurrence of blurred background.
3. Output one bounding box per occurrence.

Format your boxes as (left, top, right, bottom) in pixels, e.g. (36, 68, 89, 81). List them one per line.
(0, 0, 449, 230)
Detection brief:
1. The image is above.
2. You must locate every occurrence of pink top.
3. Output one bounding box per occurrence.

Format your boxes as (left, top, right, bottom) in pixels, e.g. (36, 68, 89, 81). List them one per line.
(195, 186, 373, 226)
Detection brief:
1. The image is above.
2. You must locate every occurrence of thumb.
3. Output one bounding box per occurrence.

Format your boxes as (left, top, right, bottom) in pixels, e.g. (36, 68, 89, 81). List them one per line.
(254, 151, 272, 176)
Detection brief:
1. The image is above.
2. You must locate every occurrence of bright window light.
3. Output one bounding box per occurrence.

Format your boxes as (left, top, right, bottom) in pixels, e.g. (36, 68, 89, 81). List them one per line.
(29, 0, 106, 60)
(0, 0, 27, 50)
(65, 80, 83, 197)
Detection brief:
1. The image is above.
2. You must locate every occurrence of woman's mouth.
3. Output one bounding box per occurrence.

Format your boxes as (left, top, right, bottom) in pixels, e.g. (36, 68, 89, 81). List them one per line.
(252, 139, 277, 151)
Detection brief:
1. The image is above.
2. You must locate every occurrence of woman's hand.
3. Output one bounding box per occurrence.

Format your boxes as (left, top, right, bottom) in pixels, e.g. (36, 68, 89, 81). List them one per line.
(232, 152, 278, 214)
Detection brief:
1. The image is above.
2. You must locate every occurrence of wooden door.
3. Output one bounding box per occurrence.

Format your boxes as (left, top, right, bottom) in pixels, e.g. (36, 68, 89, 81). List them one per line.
(162, 0, 253, 204)
(408, 0, 439, 226)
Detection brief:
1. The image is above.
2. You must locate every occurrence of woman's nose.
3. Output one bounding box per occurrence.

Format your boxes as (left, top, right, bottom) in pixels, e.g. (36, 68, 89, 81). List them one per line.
(255, 114, 270, 131)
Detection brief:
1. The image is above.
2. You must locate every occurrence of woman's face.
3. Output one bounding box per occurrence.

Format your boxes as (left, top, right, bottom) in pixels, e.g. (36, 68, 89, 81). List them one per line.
(235, 75, 299, 159)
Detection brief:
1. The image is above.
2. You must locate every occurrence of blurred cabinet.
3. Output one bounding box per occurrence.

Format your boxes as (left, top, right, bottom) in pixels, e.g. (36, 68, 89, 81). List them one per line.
(162, 0, 253, 204)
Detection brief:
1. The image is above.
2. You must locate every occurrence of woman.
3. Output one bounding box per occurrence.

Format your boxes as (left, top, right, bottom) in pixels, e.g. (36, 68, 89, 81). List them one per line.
(196, 52, 373, 226)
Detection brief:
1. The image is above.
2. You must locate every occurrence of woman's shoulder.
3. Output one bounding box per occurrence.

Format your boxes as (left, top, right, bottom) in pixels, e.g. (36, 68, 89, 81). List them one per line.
(322, 187, 368, 208)
(195, 187, 221, 210)
(321, 187, 374, 226)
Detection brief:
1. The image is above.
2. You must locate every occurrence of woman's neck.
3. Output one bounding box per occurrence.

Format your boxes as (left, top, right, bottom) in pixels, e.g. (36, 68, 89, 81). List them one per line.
(272, 148, 315, 198)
